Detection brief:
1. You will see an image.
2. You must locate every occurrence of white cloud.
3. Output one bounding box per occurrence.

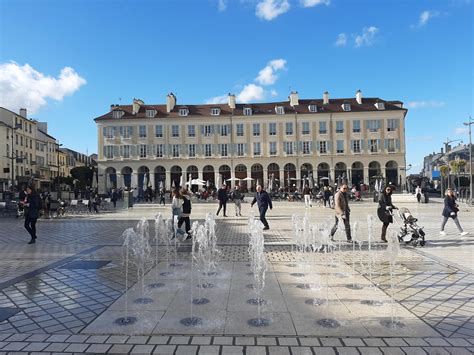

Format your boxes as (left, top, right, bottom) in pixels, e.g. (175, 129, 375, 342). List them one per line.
(407, 100, 446, 109)
(417, 10, 439, 27)
(334, 33, 347, 47)
(205, 94, 228, 104)
(255, 59, 287, 85)
(0, 61, 86, 114)
(354, 26, 379, 47)
(237, 84, 265, 103)
(300, 0, 330, 8)
(218, 0, 227, 11)
(256, 0, 290, 21)
(270, 89, 278, 97)
(455, 127, 469, 135)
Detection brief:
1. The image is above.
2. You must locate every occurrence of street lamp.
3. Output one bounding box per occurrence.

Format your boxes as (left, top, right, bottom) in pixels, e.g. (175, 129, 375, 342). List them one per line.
(56, 142, 63, 199)
(405, 164, 412, 193)
(443, 138, 462, 189)
(6, 123, 23, 190)
(463, 116, 473, 205)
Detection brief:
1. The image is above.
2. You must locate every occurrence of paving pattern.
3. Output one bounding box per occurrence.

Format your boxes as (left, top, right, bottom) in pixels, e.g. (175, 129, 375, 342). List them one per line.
(0, 199, 472, 353)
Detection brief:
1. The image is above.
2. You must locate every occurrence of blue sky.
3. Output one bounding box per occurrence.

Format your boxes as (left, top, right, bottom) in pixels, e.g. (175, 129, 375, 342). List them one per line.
(0, 0, 472, 172)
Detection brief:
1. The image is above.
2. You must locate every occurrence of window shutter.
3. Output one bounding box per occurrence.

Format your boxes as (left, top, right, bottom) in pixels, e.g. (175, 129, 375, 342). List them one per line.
(131, 145, 137, 157)
(196, 144, 202, 155)
(213, 144, 218, 156)
(384, 139, 388, 151)
(361, 140, 365, 151)
(244, 143, 248, 155)
(102, 127, 106, 136)
(327, 141, 332, 153)
(308, 141, 312, 151)
(119, 146, 124, 156)
(377, 139, 381, 151)
(283, 142, 287, 153)
(113, 146, 119, 157)
(396, 139, 400, 150)
(216, 125, 221, 135)
(200, 125, 204, 135)
(297, 141, 302, 152)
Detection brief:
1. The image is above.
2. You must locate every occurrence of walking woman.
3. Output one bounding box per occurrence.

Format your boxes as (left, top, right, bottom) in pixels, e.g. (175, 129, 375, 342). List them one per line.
(377, 185, 398, 243)
(440, 189, 469, 236)
(178, 187, 192, 239)
(23, 185, 41, 244)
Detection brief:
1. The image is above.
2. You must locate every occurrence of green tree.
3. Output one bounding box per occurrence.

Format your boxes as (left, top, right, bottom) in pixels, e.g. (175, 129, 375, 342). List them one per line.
(70, 166, 93, 190)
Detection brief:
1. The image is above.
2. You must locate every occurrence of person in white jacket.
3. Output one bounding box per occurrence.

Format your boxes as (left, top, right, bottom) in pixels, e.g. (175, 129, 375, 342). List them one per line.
(415, 186, 422, 203)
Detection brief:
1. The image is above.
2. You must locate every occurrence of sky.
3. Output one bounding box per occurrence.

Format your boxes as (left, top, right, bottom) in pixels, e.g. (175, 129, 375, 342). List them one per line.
(0, 0, 472, 173)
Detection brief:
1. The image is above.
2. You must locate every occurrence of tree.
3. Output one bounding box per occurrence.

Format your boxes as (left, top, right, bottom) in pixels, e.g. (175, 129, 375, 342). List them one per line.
(70, 166, 93, 190)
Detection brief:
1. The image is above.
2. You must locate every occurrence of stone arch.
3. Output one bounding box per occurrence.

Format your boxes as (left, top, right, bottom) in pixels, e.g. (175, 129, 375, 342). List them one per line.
(121, 166, 133, 189)
(235, 164, 247, 180)
(154, 166, 166, 189)
(351, 161, 364, 187)
(334, 162, 347, 185)
(203, 165, 215, 186)
(284, 163, 296, 188)
(385, 160, 399, 186)
(267, 163, 280, 190)
(170, 165, 182, 189)
(300, 163, 313, 188)
(219, 164, 231, 186)
(105, 167, 117, 190)
(369, 161, 382, 181)
(317, 162, 330, 185)
(251, 164, 264, 190)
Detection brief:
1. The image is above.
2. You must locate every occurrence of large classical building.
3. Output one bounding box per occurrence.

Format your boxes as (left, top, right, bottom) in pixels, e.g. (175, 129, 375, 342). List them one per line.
(94, 90, 408, 194)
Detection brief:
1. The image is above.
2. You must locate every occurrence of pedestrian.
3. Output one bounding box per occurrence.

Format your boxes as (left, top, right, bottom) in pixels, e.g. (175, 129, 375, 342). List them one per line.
(251, 185, 273, 230)
(171, 189, 182, 222)
(330, 184, 352, 242)
(303, 184, 312, 208)
(377, 185, 398, 243)
(178, 187, 192, 239)
(23, 185, 41, 244)
(440, 188, 469, 236)
(159, 187, 166, 206)
(323, 186, 330, 207)
(231, 185, 243, 217)
(415, 185, 422, 203)
(216, 184, 228, 217)
(111, 188, 118, 208)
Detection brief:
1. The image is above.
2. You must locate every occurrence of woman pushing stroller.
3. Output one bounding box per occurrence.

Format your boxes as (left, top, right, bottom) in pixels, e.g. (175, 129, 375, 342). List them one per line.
(377, 185, 398, 243)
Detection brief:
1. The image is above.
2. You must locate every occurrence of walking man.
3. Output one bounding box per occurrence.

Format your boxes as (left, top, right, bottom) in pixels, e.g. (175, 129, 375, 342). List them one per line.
(303, 184, 312, 208)
(251, 185, 273, 230)
(23, 185, 41, 244)
(216, 184, 228, 217)
(330, 184, 352, 242)
(231, 185, 243, 217)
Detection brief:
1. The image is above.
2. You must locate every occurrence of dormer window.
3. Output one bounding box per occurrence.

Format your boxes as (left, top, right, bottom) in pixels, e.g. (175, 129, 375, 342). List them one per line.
(243, 107, 252, 116)
(211, 108, 221, 116)
(112, 110, 123, 119)
(179, 108, 189, 117)
(342, 103, 351, 112)
(275, 106, 285, 115)
(308, 105, 318, 113)
(146, 109, 156, 118)
(375, 101, 385, 110)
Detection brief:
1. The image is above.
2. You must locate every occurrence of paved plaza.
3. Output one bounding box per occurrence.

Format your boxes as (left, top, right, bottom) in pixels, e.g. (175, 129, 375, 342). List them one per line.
(0, 197, 473, 354)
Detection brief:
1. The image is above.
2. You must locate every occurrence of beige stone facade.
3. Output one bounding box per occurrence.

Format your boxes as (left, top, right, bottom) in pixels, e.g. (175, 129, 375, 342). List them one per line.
(95, 92, 408, 194)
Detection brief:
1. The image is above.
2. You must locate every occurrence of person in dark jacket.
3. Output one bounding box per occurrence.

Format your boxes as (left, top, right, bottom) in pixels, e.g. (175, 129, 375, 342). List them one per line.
(111, 188, 118, 208)
(23, 185, 41, 244)
(440, 189, 468, 236)
(251, 185, 273, 230)
(377, 185, 398, 243)
(178, 187, 192, 239)
(216, 184, 228, 217)
(330, 184, 352, 241)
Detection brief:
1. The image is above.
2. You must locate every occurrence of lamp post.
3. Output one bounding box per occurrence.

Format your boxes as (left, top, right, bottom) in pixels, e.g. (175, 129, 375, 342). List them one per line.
(463, 117, 473, 205)
(404, 164, 412, 193)
(7, 123, 23, 191)
(443, 138, 462, 189)
(56, 142, 63, 199)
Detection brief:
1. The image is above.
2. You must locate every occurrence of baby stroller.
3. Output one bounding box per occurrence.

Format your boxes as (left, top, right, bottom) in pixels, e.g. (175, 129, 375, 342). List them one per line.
(394, 207, 426, 246)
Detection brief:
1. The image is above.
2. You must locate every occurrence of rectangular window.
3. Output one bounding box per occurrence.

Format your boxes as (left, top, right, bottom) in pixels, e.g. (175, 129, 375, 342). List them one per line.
(387, 119, 399, 132)
(121, 126, 133, 138)
(243, 107, 252, 116)
(370, 139, 378, 153)
(336, 121, 344, 134)
(253, 123, 260, 137)
(353, 120, 361, 133)
(236, 124, 244, 137)
(20, 136, 23, 146)
(336, 140, 344, 153)
(155, 125, 163, 138)
(285, 142, 294, 155)
(269, 142, 277, 155)
(112, 110, 123, 119)
(221, 144, 228, 156)
(308, 105, 317, 112)
(220, 125, 228, 136)
(275, 106, 285, 114)
(104, 146, 113, 159)
(319, 121, 327, 134)
(188, 125, 195, 137)
(319, 141, 327, 154)
(302, 122, 310, 135)
(204, 125, 212, 137)
(302, 141, 311, 154)
(139, 144, 147, 157)
(179, 108, 188, 116)
(253, 142, 261, 156)
(188, 144, 196, 157)
(139, 125, 147, 138)
(146, 109, 156, 117)
(387, 139, 396, 152)
(172, 144, 180, 157)
(367, 120, 380, 132)
(237, 143, 244, 156)
(123, 145, 130, 158)
(286, 122, 293, 135)
(104, 127, 115, 138)
(205, 144, 212, 157)
(269, 123, 277, 136)
(172, 125, 180, 137)
(156, 144, 163, 158)
(211, 108, 221, 116)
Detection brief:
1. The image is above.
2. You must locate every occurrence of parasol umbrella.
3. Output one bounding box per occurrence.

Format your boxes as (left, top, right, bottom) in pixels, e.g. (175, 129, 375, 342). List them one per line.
(191, 179, 205, 186)
(242, 177, 254, 181)
(179, 175, 184, 188)
(226, 177, 240, 182)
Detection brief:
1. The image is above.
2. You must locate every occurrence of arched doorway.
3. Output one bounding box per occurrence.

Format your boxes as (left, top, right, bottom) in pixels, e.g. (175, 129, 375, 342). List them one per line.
(105, 167, 117, 191)
(137, 166, 149, 197)
(351, 162, 364, 187)
(121, 166, 133, 189)
(385, 161, 398, 186)
(219, 165, 231, 186)
(369, 161, 382, 181)
(267, 163, 280, 191)
(284, 163, 296, 189)
(154, 166, 166, 190)
(300, 163, 313, 189)
(334, 162, 347, 186)
(170, 165, 182, 189)
(251, 164, 264, 191)
(235, 164, 247, 191)
(187, 165, 199, 192)
(203, 165, 215, 188)
(317, 163, 330, 186)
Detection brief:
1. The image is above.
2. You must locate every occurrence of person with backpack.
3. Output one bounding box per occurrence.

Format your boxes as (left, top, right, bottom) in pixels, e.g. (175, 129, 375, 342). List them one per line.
(178, 187, 192, 239)
(231, 185, 243, 217)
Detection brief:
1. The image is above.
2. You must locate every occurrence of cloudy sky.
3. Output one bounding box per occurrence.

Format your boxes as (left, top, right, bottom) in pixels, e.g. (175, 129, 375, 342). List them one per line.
(0, 0, 472, 172)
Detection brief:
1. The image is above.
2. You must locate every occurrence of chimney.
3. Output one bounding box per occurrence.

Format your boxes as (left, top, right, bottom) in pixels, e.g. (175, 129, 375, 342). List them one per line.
(132, 98, 143, 115)
(323, 91, 329, 105)
(441, 148, 444, 154)
(356, 89, 362, 104)
(166, 92, 176, 113)
(228, 93, 236, 110)
(289, 91, 299, 107)
(19, 108, 27, 118)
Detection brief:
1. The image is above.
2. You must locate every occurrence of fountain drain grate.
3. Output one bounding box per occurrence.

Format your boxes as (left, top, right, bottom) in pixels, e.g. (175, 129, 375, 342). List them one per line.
(192, 298, 210, 305)
(381, 319, 405, 329)
(248, 318, 270, 327)
(316, 318, 340, 328)
(247, 298, 267, 305)
(361, 300, 384, 307)
(297, 284, 321, 290)
(246, 284, 255, 289)
(115, 317, 137, 326)
(134, 298, 154, 304)
(202, 272, 218, 276)
(346, 284, 364, 290)
(148, 283, 166, 289)
(197, 283, 215, 289)
(160, 272, 173, 276)
(180, 317, 203, 327)
(305, 299, 326, 306)
(290, 273, 305, 277)
(170, 263, 183, 267)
